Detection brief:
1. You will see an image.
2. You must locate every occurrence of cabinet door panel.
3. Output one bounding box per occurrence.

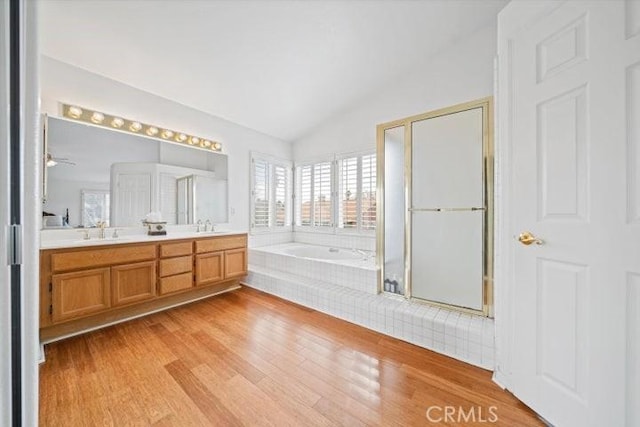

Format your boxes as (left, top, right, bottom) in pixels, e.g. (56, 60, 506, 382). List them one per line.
(225, 248, 247, 279)
(195, 236, 247, 253)
(52, 268, 111, 323)
(159, 255, 192, 277)
(51, 244, 156, 272)
(159, 272, 193, 295)
(160, 241, 193, 258)
(112, 261, 157, 307)
(195, 252, 224, 286)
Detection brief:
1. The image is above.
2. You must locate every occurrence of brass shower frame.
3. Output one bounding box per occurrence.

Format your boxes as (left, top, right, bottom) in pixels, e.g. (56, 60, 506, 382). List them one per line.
(376, 97, 494, 317)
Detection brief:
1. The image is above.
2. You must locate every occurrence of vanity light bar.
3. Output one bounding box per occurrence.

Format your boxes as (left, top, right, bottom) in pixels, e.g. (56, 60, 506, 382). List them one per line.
(61, 104, 223, 152)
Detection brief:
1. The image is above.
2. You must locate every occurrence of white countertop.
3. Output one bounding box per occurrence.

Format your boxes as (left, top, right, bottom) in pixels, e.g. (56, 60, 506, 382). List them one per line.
(40, 230, 245, 250)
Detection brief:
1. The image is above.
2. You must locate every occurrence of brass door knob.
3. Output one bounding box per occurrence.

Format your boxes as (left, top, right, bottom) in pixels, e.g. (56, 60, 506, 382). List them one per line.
(518, 231, 543, 246)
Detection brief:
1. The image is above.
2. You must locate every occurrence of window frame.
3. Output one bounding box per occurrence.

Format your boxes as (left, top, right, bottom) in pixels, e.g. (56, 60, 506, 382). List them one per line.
(294, 150, 376, 235)
(250, 152, 293, 234)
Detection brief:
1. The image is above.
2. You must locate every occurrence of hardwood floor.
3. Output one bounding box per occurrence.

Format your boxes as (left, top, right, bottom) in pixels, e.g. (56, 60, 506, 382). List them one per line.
(40, 287, 542, 426)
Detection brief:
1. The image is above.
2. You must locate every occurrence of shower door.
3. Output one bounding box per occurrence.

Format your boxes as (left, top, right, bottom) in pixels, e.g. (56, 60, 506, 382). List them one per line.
(410, 106, 486, 312)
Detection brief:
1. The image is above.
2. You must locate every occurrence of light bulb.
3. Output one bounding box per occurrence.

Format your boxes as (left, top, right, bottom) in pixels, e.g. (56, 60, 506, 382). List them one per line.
(146, 126, 159, 136)
(176, 133, 187, 142)
(129, 122, 142, 132)
(161, 130, 174, 139)
(67, 106, 83, 119)
(90, 112, 105, 124)
(189, 136, 200, 145)
(213, 142, 221, 150)
(111, 117, 124, 128)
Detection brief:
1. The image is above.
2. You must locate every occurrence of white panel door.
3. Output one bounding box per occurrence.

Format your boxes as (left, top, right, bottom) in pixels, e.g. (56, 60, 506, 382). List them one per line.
(159, 173, 177, 224)
(114, 173, 151, 226)
(499, 1, 640, 425)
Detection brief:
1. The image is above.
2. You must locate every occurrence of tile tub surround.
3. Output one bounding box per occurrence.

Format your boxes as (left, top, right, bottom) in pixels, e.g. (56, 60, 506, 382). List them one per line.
(250, 243, 376, 294)
(248, 231, 293, 248)
(245, 244, 495, 370)
(293, 230, 375, 252)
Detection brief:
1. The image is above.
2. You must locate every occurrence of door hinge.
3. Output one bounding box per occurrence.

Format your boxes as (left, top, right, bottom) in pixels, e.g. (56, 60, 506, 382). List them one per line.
(49, 283, 52, 292)
(7, 224, 22, 266)
(49, 305, 52, 315)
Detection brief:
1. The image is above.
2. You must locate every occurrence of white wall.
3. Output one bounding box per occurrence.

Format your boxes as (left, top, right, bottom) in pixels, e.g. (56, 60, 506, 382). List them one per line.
(40, 56, 293, 232)
(291, 23, 496, 251)
(293, 23, 496, 160)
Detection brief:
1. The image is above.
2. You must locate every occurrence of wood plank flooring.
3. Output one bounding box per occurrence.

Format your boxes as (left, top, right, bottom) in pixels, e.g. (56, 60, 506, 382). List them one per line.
(40, 287, 543, 426)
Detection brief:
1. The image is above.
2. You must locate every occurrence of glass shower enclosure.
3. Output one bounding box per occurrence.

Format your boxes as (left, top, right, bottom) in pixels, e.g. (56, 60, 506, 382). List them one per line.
(376, 98, 493, 316)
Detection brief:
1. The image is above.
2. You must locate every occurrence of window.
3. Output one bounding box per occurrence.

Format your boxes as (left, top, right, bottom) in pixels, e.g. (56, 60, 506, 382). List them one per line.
(295, 161, 334, 228)
(338, 153, 376, 232)
(295, 151, 376, 233)
(250, 153, 292, 231)
(81, 190, 110, 227)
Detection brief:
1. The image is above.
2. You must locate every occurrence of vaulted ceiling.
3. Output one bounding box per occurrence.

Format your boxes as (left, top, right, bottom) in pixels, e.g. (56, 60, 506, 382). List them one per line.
(39, 0, 507, 141)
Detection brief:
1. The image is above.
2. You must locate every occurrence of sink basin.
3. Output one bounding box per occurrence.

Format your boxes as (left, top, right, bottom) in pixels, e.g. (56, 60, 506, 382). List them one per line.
(73, 236, 137, 244)
(196, 231, 228, 235)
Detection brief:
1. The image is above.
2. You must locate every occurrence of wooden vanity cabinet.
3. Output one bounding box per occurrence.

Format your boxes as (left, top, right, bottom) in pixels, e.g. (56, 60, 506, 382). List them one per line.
(40, 234, 247, 341)
(195, 235, 248, 285)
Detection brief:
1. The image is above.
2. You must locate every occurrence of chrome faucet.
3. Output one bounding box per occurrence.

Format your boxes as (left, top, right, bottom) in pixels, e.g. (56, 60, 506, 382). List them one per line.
(205, 219, 212, 232)
(96, 221, 107, 239)
(196, 219, 203, 232)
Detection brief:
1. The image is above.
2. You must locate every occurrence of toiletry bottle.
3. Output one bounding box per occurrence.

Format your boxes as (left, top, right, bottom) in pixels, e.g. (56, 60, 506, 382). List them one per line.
(391, 274, 399, 294)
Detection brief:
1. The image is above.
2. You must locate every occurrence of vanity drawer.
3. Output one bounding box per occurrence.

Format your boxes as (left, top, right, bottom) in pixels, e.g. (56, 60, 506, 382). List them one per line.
(159, 272, 193, 295)
(195, 236, 247, 253)
(51, 245, 157, 273)
(159, 241, 193, 258)
(159, 255, 193, 277)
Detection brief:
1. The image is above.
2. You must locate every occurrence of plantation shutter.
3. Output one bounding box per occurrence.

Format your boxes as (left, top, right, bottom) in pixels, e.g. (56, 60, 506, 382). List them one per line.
(361, 154, 376, 230)
(339, 157, 358, 229)
(253, 159, 270, 228)
(297, 165, 312, 226)
(313, 162, 332, 227)
(274, 165, 288, 227)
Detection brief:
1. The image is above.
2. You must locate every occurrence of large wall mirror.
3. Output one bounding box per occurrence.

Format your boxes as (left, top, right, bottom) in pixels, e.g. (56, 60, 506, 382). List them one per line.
(376, 98, 493, 316)
(42, 116, 229, 229)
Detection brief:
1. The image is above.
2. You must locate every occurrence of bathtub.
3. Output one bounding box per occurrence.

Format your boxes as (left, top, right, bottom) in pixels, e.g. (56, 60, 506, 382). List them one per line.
(249, 243, 376, 293)
(281, 245, 368, 261)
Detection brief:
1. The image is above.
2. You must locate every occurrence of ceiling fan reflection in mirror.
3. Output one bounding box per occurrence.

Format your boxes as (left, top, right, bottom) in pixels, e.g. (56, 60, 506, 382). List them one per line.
(46, 152, 76, 167)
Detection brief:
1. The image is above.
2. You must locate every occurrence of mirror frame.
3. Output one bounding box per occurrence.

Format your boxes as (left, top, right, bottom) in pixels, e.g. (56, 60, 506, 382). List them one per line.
(376, 97, 494, 317)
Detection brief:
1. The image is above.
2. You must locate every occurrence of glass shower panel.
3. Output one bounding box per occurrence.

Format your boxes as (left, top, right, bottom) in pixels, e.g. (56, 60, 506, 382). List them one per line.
(411, 211, 483, 310)
(410, 107, 485, 310)
(383, 126, 405, 294)
(411, 108, 483, 209)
